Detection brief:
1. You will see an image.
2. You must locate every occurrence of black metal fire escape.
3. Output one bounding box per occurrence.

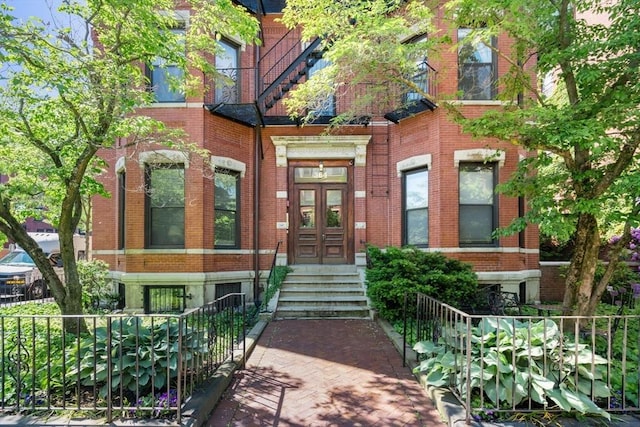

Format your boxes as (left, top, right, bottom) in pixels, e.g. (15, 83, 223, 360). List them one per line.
(204, 27, 437, 126)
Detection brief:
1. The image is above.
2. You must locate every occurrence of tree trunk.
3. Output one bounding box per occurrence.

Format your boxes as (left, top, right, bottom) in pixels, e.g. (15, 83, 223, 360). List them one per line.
(562, 213, 601, 319)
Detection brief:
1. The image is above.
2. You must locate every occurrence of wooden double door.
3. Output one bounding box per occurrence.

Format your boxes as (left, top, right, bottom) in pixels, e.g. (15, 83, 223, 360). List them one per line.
(289, 161, 354, 264)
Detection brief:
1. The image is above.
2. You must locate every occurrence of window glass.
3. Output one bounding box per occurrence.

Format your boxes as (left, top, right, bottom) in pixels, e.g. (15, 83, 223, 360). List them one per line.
(459, 163, 496, 245)
(118, 172, 126, 250)
(215, 169, 240, 247)
(459, 164, 494, 204)
(299, 190, 315, 228)
(325, 190, 342, 228)
(308, 58, 335, 116)
(215, 39, 239, 103)
(403, 169, 428, 246)
(146, 165, 185, 248)
(294, 166, 347, 183)
(406, 35, 429, 102)
(458, 28, 496, 100)
(150, 28, 185, 102)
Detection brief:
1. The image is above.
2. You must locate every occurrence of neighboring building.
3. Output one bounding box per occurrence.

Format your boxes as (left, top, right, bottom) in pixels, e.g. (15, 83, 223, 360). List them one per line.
(92, 0, 540, 313)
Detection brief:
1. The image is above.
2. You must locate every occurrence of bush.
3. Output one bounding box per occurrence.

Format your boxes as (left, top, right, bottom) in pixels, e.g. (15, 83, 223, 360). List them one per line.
(78, 259, 120, 312)
(414, 317, 611, 420)
(365, 245, 479, 321)
(67, 317, 208, 400)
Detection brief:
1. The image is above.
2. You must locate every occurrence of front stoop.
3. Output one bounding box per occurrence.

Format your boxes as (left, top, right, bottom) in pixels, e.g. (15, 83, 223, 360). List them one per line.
(275, 265, 371, 319)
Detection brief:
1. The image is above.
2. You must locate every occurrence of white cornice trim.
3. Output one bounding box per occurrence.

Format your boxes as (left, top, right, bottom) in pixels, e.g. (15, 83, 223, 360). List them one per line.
(139, 150, 190, 169)
(397, 154, 432, 177)
(116, 157, 126, 173)
(454, 149, 505, 168)
(211, 156, 246, 178)
(271, 135, 371, 167)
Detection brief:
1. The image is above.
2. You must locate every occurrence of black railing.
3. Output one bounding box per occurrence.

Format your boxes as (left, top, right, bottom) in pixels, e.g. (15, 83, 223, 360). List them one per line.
(403, 293, 640, 424)
(0, 293, 246, 423)
(261, 240, 282, 311)
(206, 71, 437, 118)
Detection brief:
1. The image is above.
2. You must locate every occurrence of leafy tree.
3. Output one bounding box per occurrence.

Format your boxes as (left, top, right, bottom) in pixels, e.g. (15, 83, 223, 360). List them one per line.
(0, 0, 259, 330)
(282, 0, 640, 317)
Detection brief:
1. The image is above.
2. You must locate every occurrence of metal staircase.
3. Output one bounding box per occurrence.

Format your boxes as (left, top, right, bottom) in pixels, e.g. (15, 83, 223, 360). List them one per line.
(257, 35, 323, 113)
(275, 265, 371, 319)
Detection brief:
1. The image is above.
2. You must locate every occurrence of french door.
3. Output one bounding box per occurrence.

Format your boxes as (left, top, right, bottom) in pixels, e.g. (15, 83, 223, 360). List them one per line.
(290, 162, 353, 264)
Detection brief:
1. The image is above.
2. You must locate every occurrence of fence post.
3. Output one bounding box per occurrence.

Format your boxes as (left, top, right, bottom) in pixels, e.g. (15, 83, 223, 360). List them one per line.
(403, 292, 408, 367)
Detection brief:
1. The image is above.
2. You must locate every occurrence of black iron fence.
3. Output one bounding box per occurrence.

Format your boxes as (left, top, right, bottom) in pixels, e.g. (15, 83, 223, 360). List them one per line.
(0, 293, 246, 423)
(403, 293, 640, 424)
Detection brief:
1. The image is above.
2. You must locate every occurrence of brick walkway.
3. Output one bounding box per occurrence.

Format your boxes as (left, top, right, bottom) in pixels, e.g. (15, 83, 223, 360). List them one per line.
(207, 319, 445, 426)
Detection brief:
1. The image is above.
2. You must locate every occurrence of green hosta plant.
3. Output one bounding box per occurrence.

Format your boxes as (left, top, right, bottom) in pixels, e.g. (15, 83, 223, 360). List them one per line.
(414, 318, 611, 420)
(67, 317, 208, 399)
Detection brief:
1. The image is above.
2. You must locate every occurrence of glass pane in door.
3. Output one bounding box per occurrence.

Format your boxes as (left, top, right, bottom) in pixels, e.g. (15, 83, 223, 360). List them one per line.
(325, 190, 342, 228)
(299, 190, 315, 228)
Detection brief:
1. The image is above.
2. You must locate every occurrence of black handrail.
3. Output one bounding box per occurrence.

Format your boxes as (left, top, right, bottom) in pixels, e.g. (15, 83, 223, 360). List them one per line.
(266, 240, 282, 288)
(260, 240, 282, 311)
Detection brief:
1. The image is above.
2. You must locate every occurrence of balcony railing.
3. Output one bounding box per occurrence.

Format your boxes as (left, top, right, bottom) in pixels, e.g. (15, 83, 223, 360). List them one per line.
(0, 293, 247, 423)
(204, 66, 437, 121)
(402, 293, 640, 424)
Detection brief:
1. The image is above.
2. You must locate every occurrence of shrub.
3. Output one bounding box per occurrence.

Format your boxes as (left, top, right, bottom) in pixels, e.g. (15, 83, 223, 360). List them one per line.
(78, 259, 120, 312)
(366, 245, 479, 321)
(67, 317, 209, 400)
(414, 317, 611, 420)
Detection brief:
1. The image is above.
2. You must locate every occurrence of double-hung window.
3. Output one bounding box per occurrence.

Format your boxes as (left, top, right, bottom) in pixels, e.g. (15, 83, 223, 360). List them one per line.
(405, 35, 429, 103)
(145, 164, 185, 248)
(215, 39, 240, 103)
(214, 169, 240, 248)
(459, 163, 497, 246)
(458, 28, 496, 100)
(148, 27, 186, 103)
(403, 168, 429, 246)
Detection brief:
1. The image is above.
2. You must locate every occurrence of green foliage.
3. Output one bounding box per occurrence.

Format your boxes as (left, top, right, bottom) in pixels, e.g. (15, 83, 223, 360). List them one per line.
(0, 0, 259, 318)
(365, 245, 479, 321)
(281, 0, 437, 123)
(0, 303, 64, 405)
(78, 259, 119, 312)
(0, 303, 247, 417)
(261, 265, 291, 311)
(414, 318, 611, 420)
(67, 317, 208, 399)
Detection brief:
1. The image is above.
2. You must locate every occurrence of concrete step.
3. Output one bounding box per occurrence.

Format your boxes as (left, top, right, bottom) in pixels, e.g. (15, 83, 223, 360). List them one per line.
(278, 296, 369, 306)
(279, 287, 365, 297)
(275, 305, 370, 319)
(288, 265, 357, 274)
(283, 277, 362, 288)
(274, 265, 371, 320)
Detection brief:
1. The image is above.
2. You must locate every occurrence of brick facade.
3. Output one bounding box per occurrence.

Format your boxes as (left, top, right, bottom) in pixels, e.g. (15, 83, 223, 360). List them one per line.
(92, 4, 541, 312)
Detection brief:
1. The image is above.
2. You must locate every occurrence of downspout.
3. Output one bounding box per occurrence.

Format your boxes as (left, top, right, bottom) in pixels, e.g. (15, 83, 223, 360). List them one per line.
(253, 13, 264, 307)
(253, 121, 261, 306)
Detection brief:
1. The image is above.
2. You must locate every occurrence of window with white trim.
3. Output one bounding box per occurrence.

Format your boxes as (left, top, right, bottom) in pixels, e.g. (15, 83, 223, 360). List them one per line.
(214, 168, 240, 248)
(403, 168, 429, 247)
(145, 164, 185, 248)
(459, 162, 497, 246)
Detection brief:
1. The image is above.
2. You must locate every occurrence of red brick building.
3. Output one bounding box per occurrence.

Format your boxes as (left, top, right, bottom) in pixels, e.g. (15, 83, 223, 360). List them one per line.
(92, 1, 540, 313)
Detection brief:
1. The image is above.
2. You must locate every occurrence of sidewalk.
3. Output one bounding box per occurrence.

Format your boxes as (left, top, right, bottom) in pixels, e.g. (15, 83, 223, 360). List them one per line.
(206, 318, 446, 426)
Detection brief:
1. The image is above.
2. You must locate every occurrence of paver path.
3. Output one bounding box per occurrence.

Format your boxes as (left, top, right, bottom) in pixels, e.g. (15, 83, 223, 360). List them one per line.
(207, 319, 445, 426)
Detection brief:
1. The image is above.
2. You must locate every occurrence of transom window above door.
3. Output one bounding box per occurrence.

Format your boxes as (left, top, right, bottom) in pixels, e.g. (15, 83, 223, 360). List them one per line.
(294, 165, 347, 183)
